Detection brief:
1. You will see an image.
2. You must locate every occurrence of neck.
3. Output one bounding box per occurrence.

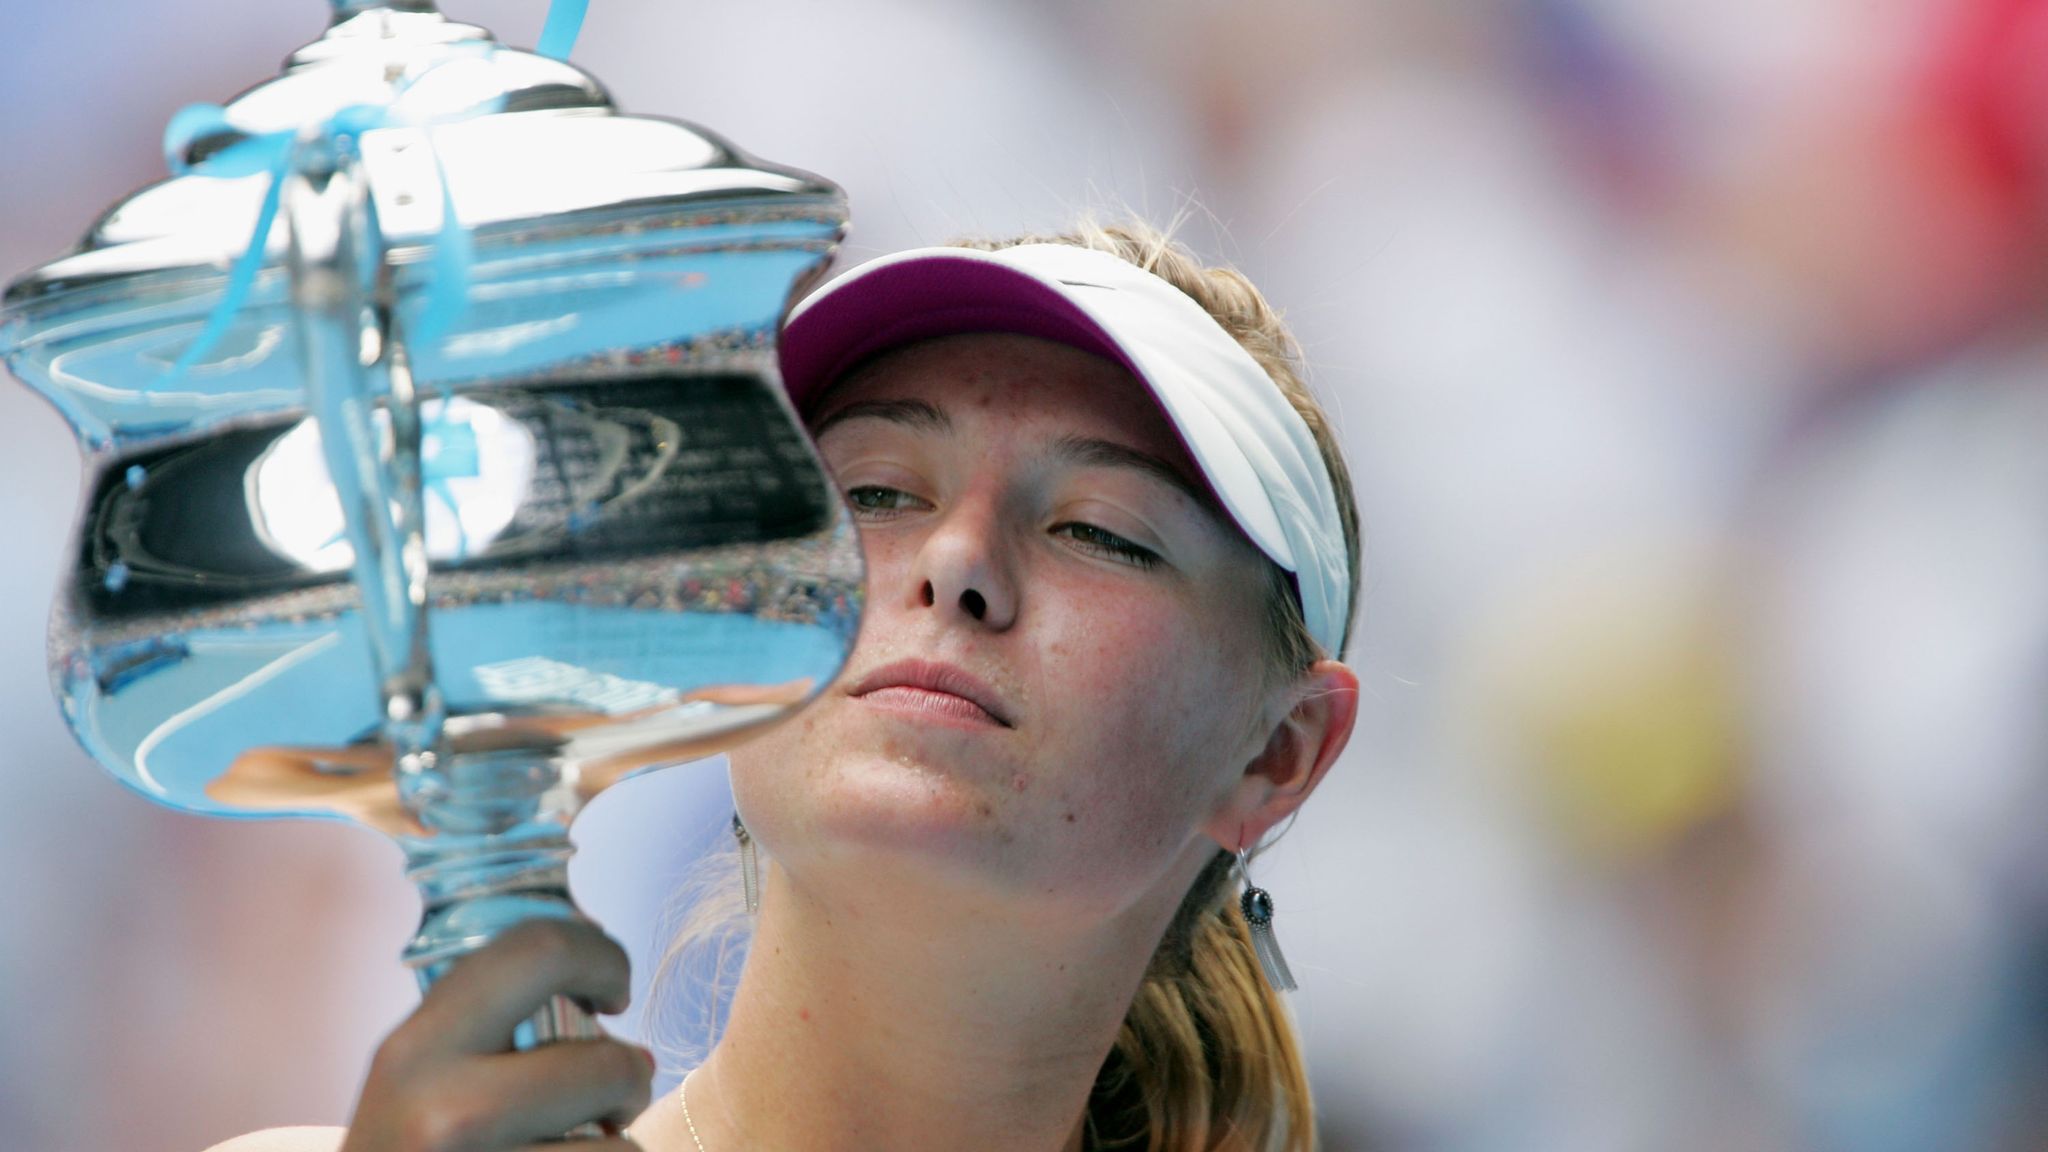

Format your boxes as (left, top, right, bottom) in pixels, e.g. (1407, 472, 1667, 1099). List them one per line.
(639, 848, 1205, 1152)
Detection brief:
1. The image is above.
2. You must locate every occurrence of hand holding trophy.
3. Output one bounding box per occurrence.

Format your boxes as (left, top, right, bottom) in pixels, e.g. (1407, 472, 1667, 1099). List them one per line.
(2, 1, 859, 1143)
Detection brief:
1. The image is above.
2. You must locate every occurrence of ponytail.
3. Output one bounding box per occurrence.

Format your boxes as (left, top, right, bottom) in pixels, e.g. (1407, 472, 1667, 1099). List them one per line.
(1084, 849, 1317, 1152)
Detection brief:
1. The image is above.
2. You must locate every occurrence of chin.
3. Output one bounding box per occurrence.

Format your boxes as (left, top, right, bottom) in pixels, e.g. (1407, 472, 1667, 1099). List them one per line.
(732, 705, 1106, 911)
(823, 748, 1023, 851)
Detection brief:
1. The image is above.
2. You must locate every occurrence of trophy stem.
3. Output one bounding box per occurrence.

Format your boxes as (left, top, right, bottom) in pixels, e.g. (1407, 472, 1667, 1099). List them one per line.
(400, 818, 603, 1035)
(400, 754, 607, 1141)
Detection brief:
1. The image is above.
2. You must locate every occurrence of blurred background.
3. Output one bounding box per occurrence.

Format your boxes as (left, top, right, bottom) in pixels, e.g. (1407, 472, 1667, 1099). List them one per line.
(4, 1, 2047, 1149)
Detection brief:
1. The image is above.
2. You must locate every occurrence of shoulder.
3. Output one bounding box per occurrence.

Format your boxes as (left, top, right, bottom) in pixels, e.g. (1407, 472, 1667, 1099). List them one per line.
(201, 1126, 346, 1152)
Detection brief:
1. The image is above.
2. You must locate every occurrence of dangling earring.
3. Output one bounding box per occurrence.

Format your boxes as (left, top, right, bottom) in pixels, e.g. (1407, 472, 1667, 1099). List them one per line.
(732, 812, 761, 914)
(1237, 843, 1297, 992)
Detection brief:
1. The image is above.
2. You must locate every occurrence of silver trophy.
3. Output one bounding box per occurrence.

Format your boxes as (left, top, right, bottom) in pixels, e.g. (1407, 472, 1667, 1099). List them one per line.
(1, 2, 859, 1133)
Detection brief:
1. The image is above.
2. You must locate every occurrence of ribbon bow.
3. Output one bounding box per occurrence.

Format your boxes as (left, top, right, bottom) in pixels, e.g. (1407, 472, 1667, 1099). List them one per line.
(158, 1, 590, 384)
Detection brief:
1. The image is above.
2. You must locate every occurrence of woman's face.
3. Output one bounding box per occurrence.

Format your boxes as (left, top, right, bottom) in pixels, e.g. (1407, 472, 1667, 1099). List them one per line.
(729, 332, 1282, 926)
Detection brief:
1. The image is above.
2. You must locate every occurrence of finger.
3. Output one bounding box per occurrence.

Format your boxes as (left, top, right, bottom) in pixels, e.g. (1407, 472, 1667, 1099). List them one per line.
(404, 919, 632, 1058)
(446, 1039, 656, 1149)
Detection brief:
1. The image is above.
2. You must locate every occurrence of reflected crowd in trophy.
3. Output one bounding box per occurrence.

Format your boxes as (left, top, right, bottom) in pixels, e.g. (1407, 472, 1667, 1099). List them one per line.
(3, 1, 2047, 1150)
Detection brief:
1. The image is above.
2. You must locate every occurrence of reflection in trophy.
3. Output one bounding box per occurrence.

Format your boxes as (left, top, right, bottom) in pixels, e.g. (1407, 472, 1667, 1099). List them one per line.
(1, 2, 859, 1134)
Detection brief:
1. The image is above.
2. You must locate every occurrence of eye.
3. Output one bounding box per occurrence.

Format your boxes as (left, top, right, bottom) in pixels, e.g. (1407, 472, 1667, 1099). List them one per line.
(844, 485, 928, 518)
(1057, 522, 1161, 569)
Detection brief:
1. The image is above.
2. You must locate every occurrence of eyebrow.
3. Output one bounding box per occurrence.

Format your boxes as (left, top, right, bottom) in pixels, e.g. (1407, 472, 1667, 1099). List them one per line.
(1043, 433, 1214, 510)
(809, 398, 951, 439)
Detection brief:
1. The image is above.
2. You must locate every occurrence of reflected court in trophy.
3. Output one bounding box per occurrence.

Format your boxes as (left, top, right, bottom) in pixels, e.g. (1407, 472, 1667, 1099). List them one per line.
(73, 370, 858, 836)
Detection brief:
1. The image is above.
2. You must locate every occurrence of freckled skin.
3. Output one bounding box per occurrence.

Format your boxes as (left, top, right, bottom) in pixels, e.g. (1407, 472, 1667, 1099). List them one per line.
(730, 333, 1277, 927)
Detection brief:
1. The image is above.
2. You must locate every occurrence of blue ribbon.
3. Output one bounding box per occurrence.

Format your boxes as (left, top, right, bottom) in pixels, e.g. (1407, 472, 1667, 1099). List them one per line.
(158, 0, 589, 385)
(536, 0, 588, 60)
(161, 97, 484, 383)
(159, 104, 299, 382)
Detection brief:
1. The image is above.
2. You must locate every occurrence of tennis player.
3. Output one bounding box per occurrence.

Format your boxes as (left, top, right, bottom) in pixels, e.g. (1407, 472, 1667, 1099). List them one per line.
(215, 221, 1362, 1152)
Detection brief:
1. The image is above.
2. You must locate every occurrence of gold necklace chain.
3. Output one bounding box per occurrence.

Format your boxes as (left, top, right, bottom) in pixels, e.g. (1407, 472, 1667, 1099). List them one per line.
(680, 1067, 709, 1152)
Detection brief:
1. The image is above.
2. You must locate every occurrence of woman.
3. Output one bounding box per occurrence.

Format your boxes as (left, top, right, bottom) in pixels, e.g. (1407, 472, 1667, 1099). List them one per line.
(214, 221, 1362, 1152)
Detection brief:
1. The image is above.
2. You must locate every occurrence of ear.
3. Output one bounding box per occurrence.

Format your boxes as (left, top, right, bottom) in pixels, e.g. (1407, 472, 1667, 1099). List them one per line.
(1203, 658, 1360, 850)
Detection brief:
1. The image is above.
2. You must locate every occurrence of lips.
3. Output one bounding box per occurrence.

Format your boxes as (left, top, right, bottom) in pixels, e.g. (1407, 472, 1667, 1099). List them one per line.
(848, 659, 1013, 728)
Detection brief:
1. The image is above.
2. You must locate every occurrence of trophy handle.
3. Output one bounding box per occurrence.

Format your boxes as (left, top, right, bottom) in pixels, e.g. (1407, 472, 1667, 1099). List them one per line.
(285, 134, 610, 1140)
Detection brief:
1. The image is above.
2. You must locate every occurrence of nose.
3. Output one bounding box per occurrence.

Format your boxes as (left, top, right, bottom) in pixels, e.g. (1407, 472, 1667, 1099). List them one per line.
(908, 491, 1018, 631)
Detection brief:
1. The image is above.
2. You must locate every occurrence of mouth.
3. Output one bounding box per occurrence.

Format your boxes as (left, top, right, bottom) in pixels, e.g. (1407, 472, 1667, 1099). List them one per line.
(847, 659, 1013, 729)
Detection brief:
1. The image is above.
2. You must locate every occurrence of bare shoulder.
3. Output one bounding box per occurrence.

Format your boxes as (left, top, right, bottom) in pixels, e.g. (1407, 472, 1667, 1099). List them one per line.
(201, 1126, 346, 1152)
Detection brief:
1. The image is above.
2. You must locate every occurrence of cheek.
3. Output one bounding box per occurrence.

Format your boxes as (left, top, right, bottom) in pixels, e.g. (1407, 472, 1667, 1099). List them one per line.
(725, 528, 895, 801)
(723, 702, 814, 842)
(1032, 590, 1247, 858)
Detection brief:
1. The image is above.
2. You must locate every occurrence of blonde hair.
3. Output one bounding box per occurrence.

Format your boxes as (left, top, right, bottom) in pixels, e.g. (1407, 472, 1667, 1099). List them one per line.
(647, 219, 1362, 1152)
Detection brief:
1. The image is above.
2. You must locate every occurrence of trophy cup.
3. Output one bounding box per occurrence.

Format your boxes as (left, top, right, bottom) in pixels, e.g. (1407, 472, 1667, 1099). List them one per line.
(1, 1, 860, 1134)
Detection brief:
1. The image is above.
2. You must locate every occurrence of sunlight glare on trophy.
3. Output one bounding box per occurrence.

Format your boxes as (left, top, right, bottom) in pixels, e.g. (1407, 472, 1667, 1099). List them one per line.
(251, 396, 538, 572)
